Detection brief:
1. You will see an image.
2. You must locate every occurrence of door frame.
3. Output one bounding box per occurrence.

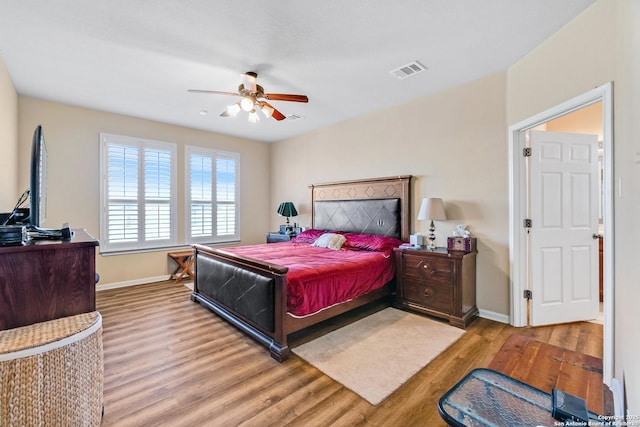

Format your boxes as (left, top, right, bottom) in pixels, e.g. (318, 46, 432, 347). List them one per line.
(508, 82, 614, 385)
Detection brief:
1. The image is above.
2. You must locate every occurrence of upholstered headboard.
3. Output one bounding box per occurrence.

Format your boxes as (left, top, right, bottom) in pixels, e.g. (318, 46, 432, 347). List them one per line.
(309, 175, 412, 242)
(313, 199, 401, 238)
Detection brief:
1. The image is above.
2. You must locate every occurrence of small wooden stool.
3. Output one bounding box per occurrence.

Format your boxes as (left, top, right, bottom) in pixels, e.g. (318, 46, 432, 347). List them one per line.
(168, 249, 195, 284)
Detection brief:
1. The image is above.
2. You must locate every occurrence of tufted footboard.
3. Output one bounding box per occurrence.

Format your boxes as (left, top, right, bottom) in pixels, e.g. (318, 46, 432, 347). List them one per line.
(191, 244, 290, 361)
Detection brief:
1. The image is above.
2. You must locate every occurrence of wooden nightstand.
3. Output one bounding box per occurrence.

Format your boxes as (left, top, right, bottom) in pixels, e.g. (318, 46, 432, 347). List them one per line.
(394, 247, 478, 329)
(266, 232, 295, 243)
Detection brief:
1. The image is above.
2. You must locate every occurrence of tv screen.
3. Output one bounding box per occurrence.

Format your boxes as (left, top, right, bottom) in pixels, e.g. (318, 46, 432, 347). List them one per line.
(28, 125, 47, 229)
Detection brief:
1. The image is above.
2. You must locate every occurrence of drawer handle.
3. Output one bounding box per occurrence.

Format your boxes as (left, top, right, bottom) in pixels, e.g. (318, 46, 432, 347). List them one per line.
(424, 288, 432, 298)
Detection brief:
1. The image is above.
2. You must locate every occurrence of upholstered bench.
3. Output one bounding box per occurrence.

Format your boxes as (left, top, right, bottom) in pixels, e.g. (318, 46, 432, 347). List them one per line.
(0, 311, 104, 426)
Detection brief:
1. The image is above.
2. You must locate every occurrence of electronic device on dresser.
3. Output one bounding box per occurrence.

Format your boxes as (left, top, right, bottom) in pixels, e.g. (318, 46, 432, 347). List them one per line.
(1, 125, 71, 245)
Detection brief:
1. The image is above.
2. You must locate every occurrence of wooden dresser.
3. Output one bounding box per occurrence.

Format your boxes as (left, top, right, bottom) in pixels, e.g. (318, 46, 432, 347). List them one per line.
(394, 247, 478, 328)
(0, 229, 98, 330)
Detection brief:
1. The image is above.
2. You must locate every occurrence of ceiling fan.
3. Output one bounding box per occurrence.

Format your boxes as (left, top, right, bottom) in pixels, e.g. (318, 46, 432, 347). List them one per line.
(188, 72, 309, 122)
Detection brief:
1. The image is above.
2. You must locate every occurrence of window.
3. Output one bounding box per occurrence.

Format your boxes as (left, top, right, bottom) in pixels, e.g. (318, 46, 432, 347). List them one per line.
(100, 133, 177, 253)
(186, 145, 240, 244)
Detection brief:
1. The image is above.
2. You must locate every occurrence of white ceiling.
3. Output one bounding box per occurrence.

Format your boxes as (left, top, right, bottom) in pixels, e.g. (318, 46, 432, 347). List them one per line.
(0, 1, 595, 143)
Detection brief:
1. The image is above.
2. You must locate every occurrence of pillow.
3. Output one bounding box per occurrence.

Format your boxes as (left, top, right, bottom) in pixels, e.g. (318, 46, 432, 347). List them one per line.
(343, 233, 403, 252)
(291, 228, 327, 243)
(312, 233, 347, 250)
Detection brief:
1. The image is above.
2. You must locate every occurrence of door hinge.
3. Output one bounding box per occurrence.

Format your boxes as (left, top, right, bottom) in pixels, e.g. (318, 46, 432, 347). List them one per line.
(523, 218, 532, 228)
(523, 290, 532, 300)
(523, 147, 532, 157)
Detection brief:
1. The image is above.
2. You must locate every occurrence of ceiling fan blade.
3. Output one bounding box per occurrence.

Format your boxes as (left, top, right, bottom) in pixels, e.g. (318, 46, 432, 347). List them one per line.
(271, 108, 286, 121)
(188, 89, 239, 97)
(264, 93, 309, 103)
(260, 101, 286, 121)
(242, 72, 258, 93)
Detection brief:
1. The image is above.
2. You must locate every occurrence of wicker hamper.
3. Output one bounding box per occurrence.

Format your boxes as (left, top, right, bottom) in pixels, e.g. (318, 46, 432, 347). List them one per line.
(0, 311, 103, 426)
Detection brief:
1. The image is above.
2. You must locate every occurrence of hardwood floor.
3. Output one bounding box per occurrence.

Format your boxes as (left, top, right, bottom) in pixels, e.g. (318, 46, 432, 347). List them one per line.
(96, 280, 604, 426)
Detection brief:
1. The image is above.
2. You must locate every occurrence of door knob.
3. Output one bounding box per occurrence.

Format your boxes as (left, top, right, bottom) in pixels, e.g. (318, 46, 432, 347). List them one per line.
(592, 233, 603, 239)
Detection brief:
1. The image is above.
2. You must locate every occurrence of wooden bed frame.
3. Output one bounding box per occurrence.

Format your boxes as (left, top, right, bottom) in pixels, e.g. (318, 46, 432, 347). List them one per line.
(191, 175, 411, 361)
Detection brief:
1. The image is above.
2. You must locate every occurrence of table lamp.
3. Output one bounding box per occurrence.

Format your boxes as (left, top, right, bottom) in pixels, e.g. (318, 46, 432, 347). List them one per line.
(417, 197, 447, 249)
(277, 202, 298, 234)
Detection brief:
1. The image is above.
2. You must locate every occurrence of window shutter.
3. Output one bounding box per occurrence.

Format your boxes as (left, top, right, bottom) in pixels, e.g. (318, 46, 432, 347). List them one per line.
(100, 134, 177, 253)
(186, 146, 239, 243)
(144, 148, 172, 240)
(106, 143, 139, 243)
(216, 156, 237, 236)
(190, 153, 213, 237)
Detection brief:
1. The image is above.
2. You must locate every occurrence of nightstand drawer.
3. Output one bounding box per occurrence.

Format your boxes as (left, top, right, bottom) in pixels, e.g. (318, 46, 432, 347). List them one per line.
(402, 279, 453, 313)
(403, 254, 454, 284)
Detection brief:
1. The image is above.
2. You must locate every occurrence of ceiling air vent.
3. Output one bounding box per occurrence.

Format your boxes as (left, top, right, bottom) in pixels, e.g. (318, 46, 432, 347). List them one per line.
(390, 61, 427, 80)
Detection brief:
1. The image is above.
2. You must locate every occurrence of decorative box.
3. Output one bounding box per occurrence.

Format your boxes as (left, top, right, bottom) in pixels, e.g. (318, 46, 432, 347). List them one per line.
(447, 237, 476, 253)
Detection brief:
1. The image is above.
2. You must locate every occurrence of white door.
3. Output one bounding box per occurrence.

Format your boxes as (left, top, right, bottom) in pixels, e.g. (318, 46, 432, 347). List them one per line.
(529, 130, 599, 326)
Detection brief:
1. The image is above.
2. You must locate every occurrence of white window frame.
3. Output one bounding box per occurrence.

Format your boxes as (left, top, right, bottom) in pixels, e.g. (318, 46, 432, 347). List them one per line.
(185, 145, 240, 244)
(100, 133, 177, 254)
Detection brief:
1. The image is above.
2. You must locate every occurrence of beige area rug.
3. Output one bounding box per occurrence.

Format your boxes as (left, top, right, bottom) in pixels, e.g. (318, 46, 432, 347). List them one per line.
(292, 307, 466, 405)
(182, 281, 194, 291)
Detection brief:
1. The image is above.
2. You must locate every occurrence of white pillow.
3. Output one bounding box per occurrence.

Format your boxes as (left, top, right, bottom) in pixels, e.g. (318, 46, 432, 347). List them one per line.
(312, 233, 346, 250)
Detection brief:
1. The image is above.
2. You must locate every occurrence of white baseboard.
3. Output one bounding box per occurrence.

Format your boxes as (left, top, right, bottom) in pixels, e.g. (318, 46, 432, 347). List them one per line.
(95, 282, 512, 326)
(478, 309, 510, 324)
(97, 275, 170, 291)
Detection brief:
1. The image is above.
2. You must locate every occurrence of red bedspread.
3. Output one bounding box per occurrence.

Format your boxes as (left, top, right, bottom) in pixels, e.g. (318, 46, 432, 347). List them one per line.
(221, 242, 396, 317)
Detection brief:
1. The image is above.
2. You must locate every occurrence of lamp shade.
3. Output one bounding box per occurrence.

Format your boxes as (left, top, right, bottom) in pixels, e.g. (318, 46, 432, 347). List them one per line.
(417, 198, 447, 221)
(277, 202, 298, 218)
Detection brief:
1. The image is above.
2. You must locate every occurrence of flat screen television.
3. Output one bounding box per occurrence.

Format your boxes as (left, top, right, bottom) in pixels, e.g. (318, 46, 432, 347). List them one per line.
(28, 124, 48, 230)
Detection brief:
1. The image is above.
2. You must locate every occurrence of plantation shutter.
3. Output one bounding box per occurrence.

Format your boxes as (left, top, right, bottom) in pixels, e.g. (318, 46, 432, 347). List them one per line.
(186, 146, 239, 243)
(100, 134, 177, 253)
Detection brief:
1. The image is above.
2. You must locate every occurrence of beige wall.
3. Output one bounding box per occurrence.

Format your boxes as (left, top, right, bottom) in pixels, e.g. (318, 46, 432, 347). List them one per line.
(612, 0, 640, 414)
(18, 97, 271, 286)
(506, 0, 640, 413)
(0, 55, 18, 209)
(271, 72, 511, 317)
(506, 0, 616, 126)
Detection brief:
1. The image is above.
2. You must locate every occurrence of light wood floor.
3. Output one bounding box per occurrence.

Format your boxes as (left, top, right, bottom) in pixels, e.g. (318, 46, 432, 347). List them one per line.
(96, 280, 604, 426)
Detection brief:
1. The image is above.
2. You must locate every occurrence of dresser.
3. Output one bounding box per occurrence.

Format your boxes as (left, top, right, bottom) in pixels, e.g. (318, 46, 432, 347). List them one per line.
(394, 247, 478, 328)
(0, 229, 99, 330)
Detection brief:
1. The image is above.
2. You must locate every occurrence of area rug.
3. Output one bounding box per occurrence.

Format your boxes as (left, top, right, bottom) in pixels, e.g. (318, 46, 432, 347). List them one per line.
(292, 307, 466, 405)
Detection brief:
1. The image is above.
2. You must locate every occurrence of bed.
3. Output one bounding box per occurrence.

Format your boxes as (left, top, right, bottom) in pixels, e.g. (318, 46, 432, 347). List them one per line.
(191, 175, 411, 361)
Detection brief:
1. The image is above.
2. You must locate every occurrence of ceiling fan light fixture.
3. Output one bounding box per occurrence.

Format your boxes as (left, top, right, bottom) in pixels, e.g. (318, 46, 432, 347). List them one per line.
(189, 71, 308, 123)
(261, 103, 274, 118)
(247, 109, 259, 123)
(240, 97, 255, 112)
(226, 102, 241, 117)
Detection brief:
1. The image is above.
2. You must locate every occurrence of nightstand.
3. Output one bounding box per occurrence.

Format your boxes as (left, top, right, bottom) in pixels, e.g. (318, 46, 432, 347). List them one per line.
(266, 232, 295, 243)
(394, 247, 478, 328)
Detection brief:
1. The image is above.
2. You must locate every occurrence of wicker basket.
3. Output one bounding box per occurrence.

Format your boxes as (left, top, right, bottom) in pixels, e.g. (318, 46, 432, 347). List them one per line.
(0, 311, 103, 426)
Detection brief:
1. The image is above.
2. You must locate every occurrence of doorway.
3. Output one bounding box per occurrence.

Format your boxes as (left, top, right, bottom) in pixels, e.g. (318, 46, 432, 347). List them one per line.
(508, 82, 614, 385)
